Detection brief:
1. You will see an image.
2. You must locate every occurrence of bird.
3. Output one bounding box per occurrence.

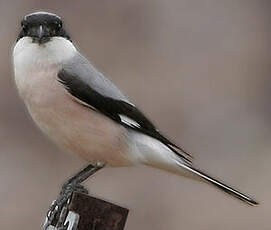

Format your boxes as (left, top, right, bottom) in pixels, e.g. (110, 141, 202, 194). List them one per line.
(13, 11, 258, 228)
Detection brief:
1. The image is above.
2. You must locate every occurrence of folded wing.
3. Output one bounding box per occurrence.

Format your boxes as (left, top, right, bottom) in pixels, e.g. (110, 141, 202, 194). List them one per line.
(58, 54, 192, 163)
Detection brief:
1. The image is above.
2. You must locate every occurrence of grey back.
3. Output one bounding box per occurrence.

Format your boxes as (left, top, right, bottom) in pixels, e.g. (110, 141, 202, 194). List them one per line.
(62, 53, 130, 103)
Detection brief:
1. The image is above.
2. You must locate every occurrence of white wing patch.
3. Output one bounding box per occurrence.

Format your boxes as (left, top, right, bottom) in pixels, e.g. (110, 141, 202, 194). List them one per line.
(120, 115, 140, 128)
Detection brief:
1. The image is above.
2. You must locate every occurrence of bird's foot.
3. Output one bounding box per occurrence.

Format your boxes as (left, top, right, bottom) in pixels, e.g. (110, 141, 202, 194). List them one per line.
(46, 184, 87, 227)
(43, 162, 106, 230)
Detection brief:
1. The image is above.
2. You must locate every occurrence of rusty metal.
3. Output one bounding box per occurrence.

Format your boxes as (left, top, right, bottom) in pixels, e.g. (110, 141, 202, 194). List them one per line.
(68, 192, 129, 230)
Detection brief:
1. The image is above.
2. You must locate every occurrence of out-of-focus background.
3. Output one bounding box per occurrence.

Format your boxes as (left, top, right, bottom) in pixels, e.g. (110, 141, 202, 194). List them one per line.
(0, 0, 271, 229)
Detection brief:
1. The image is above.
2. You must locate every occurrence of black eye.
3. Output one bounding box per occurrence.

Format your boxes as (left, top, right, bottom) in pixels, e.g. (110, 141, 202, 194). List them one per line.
(57, 21, 62, 29)
(52, 21, 62, 33)
(21, 20, 27, 31)
(22, 25, 27, 32)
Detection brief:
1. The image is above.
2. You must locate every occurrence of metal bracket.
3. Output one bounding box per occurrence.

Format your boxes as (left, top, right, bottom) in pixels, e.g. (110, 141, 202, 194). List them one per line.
(43, 192, 129, 230)
(45, 211, 79, 230)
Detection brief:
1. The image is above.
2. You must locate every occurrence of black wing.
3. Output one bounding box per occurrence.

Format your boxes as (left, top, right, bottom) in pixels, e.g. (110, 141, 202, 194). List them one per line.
(58, 69, 192, 163)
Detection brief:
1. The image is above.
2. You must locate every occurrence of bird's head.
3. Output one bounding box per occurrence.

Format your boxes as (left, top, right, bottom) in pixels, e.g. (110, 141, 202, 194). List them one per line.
(17, 11, 71, 45)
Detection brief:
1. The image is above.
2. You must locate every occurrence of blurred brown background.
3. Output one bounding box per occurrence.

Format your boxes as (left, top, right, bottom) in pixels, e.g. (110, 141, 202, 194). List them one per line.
(1, 0, 271, 229)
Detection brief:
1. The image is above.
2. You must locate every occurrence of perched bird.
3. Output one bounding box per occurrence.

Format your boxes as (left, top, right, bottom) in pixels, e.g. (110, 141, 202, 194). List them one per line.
(13, 11, 258, 228)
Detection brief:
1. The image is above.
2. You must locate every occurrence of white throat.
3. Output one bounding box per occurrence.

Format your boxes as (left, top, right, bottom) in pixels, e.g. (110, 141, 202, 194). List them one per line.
(13, 37, 77, 71)
(13, 36, 77, 101)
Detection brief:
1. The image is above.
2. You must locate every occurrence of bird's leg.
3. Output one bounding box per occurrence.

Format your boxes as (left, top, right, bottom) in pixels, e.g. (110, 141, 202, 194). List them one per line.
(44, 162, 106, 230)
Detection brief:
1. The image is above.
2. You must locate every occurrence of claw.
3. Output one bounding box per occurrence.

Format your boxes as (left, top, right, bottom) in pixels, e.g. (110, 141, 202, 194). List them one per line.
(43, 163, 105, 229)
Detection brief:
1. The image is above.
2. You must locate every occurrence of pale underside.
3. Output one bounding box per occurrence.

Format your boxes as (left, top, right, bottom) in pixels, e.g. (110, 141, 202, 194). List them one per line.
(13, 38, 136, 166)
(13, 37, 179, 169)
(12, 36, 258, 206)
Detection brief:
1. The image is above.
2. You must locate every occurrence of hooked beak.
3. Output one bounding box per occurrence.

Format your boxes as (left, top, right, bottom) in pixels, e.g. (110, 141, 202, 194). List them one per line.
(32, 25, 50, 44)
(37, 25, 45, 40)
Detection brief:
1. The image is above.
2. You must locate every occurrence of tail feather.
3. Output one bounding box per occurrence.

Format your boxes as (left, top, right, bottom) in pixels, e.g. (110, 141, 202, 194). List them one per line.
(176, 162, 259, 206)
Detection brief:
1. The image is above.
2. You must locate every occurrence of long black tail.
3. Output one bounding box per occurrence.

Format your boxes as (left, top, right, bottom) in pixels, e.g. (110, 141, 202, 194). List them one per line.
(176, 162, 258, 206)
